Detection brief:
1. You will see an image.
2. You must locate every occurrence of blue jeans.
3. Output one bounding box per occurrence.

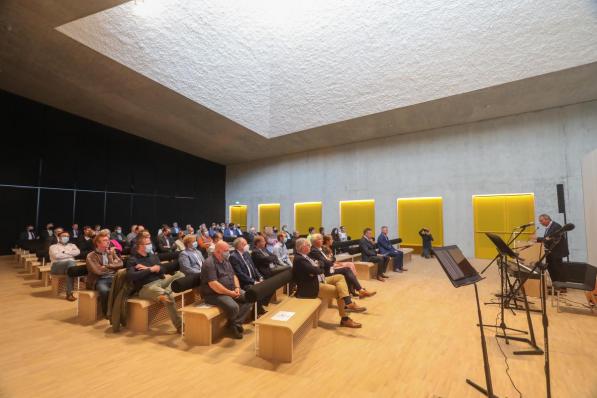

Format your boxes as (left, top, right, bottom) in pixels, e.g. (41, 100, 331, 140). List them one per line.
(96, 276, 113, 316)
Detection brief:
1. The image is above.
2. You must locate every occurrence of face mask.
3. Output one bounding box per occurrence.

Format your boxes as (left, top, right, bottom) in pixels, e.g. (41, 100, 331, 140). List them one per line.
(192, 241, 198, 249)
(243, 245, 250, 253)
(222, 251, 230, 261)
(145, 244, 153, 254)
(116, 229, 122, 234)
(28, 227, 34, 231)
(60, 237, 69, 244)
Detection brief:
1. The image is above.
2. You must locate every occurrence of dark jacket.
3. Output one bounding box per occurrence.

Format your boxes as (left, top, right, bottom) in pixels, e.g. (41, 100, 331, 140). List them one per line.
(539, 221, 569, 259)
(19, 230, 37, 240)
(308, 246, 334, 277)
(77, 236, 94, 254)
(108, 269, 134, 333)
(125, 251, 165, 292)
(157, 234, 175, 253)
(359, 237, 378, 261)
(230, 249, 263, 287)
(251, 248, 283, 279)
(293, 253, 323, 298)
(377, 233, 398, 255)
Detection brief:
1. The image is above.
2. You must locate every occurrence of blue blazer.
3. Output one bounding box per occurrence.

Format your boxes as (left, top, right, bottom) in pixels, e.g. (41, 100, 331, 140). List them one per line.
(377, 233, 397, 255)
(229, 250, 263, 287)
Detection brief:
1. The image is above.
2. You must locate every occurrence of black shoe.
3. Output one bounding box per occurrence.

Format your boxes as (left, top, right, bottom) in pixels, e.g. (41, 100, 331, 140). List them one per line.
(229, 325, 243, 339)
(257, 307, 267, 316)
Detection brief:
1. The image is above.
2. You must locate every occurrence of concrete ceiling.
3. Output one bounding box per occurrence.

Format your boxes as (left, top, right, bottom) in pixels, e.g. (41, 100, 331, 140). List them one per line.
(1, 0, 597, 165)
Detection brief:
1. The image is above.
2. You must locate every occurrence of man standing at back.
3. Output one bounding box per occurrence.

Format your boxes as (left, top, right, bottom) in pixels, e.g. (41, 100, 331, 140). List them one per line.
(200, 241, 252, 339)
(377, 226, 406, 273)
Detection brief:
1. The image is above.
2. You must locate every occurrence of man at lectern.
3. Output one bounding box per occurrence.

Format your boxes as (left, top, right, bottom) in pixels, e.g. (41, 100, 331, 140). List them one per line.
(536, 214, 569, 285)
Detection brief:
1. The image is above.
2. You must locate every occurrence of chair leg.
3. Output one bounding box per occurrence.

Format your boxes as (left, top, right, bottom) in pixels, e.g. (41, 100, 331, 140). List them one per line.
(556, 291, 561, 313)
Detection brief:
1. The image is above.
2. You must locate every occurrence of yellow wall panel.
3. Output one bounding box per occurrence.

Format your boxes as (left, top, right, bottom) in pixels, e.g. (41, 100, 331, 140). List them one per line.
(294, 202, 322, 235)
(258, 203, 280, 232)
(397, 197, 444, 247)
(473, 193, 535, 259)
(339, 200, 375, 240)
(229, 205, 247, 230)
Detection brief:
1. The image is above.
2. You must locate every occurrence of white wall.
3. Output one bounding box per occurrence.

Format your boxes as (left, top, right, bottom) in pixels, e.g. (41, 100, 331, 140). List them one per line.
(226, 100, 597, 260)
(582, 148, 597, 266)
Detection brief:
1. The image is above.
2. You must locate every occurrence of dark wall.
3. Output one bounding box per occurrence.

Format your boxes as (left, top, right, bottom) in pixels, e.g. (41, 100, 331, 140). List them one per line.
(0, 89, 226, 254)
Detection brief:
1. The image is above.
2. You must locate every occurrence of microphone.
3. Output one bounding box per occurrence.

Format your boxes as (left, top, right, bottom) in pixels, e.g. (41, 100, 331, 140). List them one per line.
(515, 222, 535, 229)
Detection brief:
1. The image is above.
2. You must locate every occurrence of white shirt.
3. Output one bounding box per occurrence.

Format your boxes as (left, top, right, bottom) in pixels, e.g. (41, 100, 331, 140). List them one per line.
(49, 243, 81, 262)
(543, 221, 553, 237)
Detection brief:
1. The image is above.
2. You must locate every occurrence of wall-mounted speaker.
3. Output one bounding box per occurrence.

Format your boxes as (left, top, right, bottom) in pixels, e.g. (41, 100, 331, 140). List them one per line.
(556, 184, 566, 214)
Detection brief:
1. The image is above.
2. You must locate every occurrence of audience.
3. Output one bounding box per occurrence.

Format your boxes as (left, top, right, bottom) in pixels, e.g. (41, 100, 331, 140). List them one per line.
(126, 231, 185, 333)
(378, 226, 406, 272)
(71, 223, 80, 239)
(20, 225, 37, 240)
(234, 224, 243, 237)
(229, 237, 269, 315)
(293, 238, 364, 328)
(208, 232, 223, 255)
(110, 226, 126, 245)
(251, 235, 287, 279)
(171, 222, 180, 235)
(359, 228, 389, 282)
(310, 234, 375, 298)
(49, 230, 80, 301)
(85, 230, 123, 316)
(178, 235, 204, 275)
(40, 223, 54, 242)
(306, 227, 316, 241)
(200, 241, 252, 339)
(78, 226, 95, 253)
(338, 226, 349, 241)
(224, 223, 236, 238)
(126, 225, 138, 243)
(198, 229, 214, 254)
(173, 231, 186, 252)
(419, 228, 434, 259)
(158, 227, 174, 252)
(330, 227, 340, 242)
(273, 233, 293, 267)
(322, 235, 376, 297)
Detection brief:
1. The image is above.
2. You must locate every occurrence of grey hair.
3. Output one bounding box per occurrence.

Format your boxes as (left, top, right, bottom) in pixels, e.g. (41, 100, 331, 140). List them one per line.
(539, 214, 551, 221)
(309, 233, 322, 243)
(232, 237, 246, 249)
(295, 237, 311, 252)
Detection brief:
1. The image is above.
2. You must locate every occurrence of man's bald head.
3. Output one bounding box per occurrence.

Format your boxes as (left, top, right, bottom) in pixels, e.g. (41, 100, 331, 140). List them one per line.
(214, 241, 230, 261)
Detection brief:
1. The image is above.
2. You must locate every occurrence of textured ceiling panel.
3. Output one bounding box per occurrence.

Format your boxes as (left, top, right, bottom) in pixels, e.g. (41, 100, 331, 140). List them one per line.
(57, 0, 597, 137)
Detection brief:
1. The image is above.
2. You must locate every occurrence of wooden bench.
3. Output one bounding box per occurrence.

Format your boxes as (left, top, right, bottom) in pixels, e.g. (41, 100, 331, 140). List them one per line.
(254, 297, 321, 362)
(387, 248, 414, 270)
(20, 253, 37, 267)
(127, 290, 195, 333)
(38, 265, 52, 287)
(50, 274, 86, 296)
(180, 303, 226, 346)
(78, 290, 102, 323)
(354, 261, 377, 280)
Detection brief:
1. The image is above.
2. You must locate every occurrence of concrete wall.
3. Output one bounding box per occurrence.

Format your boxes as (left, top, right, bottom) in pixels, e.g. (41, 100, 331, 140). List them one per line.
(226, 100, 597, 260)
(582, 148, 597, 266)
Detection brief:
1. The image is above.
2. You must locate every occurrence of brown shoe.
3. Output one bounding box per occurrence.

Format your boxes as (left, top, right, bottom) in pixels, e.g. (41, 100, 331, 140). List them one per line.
(340, 317, 362, 328)
(376, 276, 385, 282)
(345, 302, 367, 313)
(66, 294, 76, 302)
(402, 268, 408, 271)
(358, 289, 377, 298)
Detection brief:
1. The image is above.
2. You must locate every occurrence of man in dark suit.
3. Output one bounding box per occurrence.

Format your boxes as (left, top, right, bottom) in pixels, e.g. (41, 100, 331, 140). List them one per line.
(70, 223, 80, 239)
(251, 235, 288, 279)
(19, 225, 37, 241)
(40, 223, 55, 242)
(359, 228, 389, 282)
(377, 226, 406, 272)
(77, 226, 95, 255)
(157, 227, 175, 252)
(229, 237, 268, 315)
(537, 214, 569, 284)
(293, 238, 363, 328)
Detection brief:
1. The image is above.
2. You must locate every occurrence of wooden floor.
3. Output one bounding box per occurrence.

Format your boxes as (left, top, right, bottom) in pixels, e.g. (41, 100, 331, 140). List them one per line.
(1, 254, 596, 398)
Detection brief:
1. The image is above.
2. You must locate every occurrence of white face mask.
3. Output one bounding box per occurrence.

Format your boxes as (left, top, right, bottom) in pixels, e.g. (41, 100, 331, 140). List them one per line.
(60, 236, 69, 244)
(145, 244, 153, 254)
(222, 251, 231, 261)
(116, 229, 122, 234)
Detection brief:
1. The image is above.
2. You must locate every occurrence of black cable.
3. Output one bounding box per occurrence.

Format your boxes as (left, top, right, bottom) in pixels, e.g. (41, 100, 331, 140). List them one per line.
(494, 312, 523, 398)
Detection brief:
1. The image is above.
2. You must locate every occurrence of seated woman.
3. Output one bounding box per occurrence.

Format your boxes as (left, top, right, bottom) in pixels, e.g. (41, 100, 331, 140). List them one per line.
(86, 230, 124, 316)
(315, 234, 375, 298)
(173, 231, 185, 252)
(273, 232, 293, 267)
(178, 235, 205, 276)
(198, 228, 214, 256)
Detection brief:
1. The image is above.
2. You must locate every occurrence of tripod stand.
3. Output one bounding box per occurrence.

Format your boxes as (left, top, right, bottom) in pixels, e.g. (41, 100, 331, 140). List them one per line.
(483, 233, 543, 355)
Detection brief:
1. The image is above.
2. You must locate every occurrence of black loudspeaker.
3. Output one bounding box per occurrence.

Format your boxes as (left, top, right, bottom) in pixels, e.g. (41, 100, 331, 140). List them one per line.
(556, 184, 566, 214)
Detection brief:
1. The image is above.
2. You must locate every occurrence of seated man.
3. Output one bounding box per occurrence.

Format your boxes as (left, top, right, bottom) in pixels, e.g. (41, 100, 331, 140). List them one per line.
(359, 228, 389, 282)
(378, 226, 406, 272)
(310, 234, 375, 298)
(19, 224, 37, 241)
(293, 238, 364, 328)
(200, 241, 253, 339)
(223, 223, 236, 238)
(178, 235, 204, 275)
(77, 226, 95, 254)
(49, 230, 81, 301)
(86, 230, 123, 316)
(126, 231, 185, 333)
(273, 233, 293, 267)
(234, 224, 243, 237)
(71, 223, 80, 239)
(251, 235, 288, 279)
(229, 237, 269, 315)
(157, 227, 175, 253)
